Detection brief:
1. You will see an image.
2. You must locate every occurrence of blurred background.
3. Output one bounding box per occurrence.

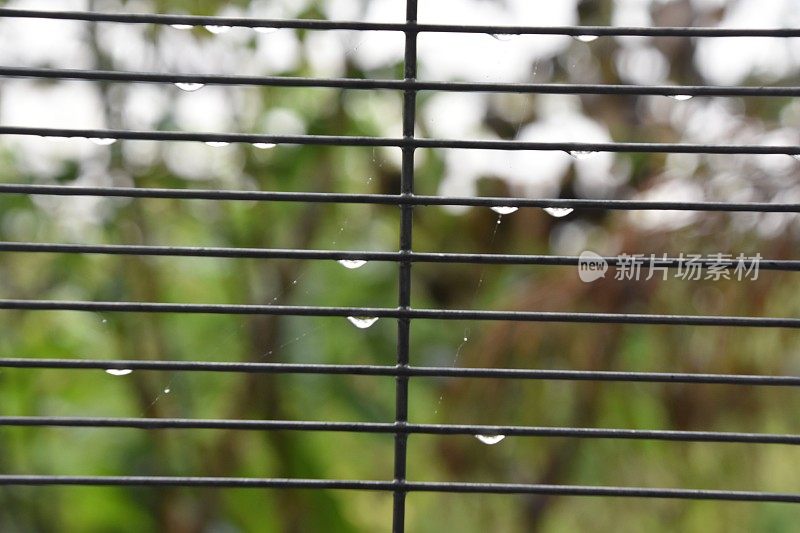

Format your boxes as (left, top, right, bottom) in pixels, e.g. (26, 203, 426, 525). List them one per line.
(1, 0, 800, 531)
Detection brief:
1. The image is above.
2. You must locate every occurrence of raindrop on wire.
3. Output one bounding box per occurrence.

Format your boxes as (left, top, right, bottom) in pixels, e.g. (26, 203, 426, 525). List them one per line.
(475, 435, 506, 445)
(347, 317, 379, 329)
(175, 82, 205, 92)
(573, 35, 599, 42)
(669, 94, 693, 101)
(255, 27, 278, 34)
(569, 150, 597, 160)
(105, 369, 133, 377)
(338, 260, 367, 270)
(205, 25, 232, 34)
(491, 33, 518, 41)
(253, 142, 276, 150)
(544, 207, 574, 218)
(170, 24, 193, 30)
(205, 141, 230, 148)
(89, 137, 117, 146)
(490, 206, 518, 215)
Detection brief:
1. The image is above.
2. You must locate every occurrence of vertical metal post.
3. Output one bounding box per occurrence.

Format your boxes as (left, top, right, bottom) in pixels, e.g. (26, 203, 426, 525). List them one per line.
(393, 1, 418, 532)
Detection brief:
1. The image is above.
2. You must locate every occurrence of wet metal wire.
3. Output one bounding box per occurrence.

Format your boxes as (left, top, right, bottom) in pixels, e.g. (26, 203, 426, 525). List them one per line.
(1, 5, 800, 532)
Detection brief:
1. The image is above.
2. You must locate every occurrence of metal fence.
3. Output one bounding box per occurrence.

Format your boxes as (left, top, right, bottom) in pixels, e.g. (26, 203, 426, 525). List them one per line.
(1, 3, 800, 532)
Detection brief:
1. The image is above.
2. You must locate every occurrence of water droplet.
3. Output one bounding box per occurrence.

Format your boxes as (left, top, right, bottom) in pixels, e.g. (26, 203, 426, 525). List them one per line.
(163, 388, 171, 394)
(475, 434, 506, 445)
(205, 141, 230, 147)
(544, 207, 574, 218)
(105, 369, 133, 376)
(491, 33, 518, 41)
(569, 150, 597, 160)
(463, 337, 468, 342)
(669, 94, 693, 101)
(574, 35, 599, 42)
(175, 82, 205, 92)
(347, 317, 379, 329)
(490, 206, 519, 215)
(101, 319, 108, 324)
(205, 25, 232, 34)
(254, 27, 277, 34)
(338, 259, 367, 269)
(170, 24, 193, 30)
(89, 137, 116, 146)
(253, 142, 276, 149)
(44, 136, 68, 142)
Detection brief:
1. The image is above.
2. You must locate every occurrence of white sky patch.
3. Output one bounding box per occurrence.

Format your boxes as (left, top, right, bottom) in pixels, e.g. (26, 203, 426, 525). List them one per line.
(0, 0, 795, 236)
(164, 143, 217, 181)
(0, 12, 91, 68)
(673, 98, 744, 144)
(417, 33, 572, 83)
(630, 179, 705, 231)
(694, 0, 800, 85)
(322, 0, 362, 21)
(247, 0, 314, 19)
(612, 0, 653, 27)
(261, 108, 308, 136)
(174, 86, 234, 132)
(163, 142, 246, 184)
(414, 0, 576, 82)
(123, 85, 168, 130)
(0, 80, 106, 176)
(750, 128, 800, 175)
(5, 0, 87, 8)
(254, 27, 302, 74)
(306, 31, 348, 78)
(423, 92, 486, 139)
(509, 112, 613, 193)
(96, 23, 151, 72)
(615, 46, 670, 85)
(362, 0, 406, 23)
(433, 92, 615, 207)
(351, 31, 404, 72)
(550, 221, 593, 256)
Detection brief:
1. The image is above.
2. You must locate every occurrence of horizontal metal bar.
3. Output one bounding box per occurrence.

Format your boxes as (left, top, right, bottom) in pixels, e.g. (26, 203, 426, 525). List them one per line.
(2, 127, 798, 155)
(412, 138, 800, 155)
(3, 358, 800, 386)
(2, 416, 800, 446)
(1, 8, 799, 37)
(0, 126, 394, 147)
(1, 242, 797, 271)
(0, 476, 797, 502)
(0, 299, 797, 328)
(0, 8, 402, 31)
(4, 66, 800, 98)
(418, 24, 800, 38)
(0, 241, 399, 261)
(0, 474, 394, 490)
(1, 184, 798, 213)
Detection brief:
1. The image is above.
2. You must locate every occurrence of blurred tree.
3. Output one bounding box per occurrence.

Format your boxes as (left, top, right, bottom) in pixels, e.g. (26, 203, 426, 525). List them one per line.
(0, 0, 799, 531)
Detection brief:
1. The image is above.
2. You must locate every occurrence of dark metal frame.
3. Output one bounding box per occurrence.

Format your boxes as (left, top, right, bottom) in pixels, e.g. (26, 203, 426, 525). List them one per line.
(1, 4, 800, 531)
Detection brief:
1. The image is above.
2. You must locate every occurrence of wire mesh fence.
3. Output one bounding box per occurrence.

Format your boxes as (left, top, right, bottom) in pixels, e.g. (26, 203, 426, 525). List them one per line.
(1, 1, 800, 531)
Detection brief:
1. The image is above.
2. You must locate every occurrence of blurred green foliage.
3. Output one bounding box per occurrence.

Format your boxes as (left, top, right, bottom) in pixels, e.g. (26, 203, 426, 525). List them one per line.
(1, 0, 800, 531)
